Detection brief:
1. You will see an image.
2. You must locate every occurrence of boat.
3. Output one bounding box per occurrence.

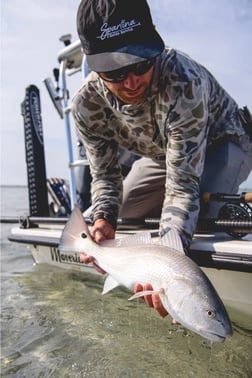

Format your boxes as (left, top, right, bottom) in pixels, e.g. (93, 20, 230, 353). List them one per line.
(6, 35, 252, 321)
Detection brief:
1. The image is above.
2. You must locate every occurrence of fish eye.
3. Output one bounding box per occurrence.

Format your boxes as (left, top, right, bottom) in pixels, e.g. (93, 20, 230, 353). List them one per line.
(206, 309, 216, 318)
(81, 232, 87, 239)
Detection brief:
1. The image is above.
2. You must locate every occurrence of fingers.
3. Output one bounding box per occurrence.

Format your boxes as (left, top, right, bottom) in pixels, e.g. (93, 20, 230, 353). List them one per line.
(90, 219, 115, 243)
(134, 283, 143, 294)
(92, 228, 107, 243)
(152, 293, 169, 318)
(79, 253, 94, 264)
(172, 319, 180, 325)
(93, 261, 107, 275)
(134, 283, 169, 319)
(78, 219, 114, 274)
(134, 283, 154, 307)
(79, 253, 106, 275)
(143, 283, 155, 308)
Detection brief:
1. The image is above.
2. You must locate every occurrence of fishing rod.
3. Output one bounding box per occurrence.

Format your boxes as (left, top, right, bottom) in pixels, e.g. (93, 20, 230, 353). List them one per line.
(2, 216, 252, 238)
(2, 192, 252, 237)
(1, 213, 252, 227)
(202, 192, 252, 204)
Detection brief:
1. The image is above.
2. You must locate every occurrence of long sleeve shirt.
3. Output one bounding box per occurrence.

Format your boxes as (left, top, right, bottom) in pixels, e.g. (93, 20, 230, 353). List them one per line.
(72, 48, 245, 248)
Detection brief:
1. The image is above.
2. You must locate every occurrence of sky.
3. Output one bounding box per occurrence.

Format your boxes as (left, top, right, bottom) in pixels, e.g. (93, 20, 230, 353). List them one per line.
(1, 0, 252, 189)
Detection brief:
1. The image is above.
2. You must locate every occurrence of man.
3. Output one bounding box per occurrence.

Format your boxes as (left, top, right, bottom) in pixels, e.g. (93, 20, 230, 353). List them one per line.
(72, 0, 252, 318)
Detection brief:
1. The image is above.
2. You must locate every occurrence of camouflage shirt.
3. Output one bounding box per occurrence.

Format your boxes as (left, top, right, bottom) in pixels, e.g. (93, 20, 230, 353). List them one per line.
(72, 48, 245, 247)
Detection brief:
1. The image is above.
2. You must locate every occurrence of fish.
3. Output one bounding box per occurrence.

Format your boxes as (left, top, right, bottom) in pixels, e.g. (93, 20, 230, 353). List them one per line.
(59, 206, 233, 343)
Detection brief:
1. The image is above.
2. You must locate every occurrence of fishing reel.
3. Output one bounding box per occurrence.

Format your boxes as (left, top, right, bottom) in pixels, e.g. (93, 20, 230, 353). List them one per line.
(201, 192, 252, 238)
(218, 201, 252, 238)
(218, 193, 252, 239)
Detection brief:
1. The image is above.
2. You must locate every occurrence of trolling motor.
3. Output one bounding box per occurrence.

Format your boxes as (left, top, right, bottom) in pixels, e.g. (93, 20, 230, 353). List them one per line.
(200, 192, 252, 238)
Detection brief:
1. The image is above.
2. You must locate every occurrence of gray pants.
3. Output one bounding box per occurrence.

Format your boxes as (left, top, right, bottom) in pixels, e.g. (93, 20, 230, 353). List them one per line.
(119, 135, 252, 219)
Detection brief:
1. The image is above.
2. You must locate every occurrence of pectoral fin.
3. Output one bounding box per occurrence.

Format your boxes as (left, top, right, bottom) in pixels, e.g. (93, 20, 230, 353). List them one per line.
(102, 275, 120, 295)
(128, 289, 162, 301)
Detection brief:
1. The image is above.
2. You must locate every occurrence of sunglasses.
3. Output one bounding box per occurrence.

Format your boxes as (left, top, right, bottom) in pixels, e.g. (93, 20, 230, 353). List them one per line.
(98, 58, 155, 83)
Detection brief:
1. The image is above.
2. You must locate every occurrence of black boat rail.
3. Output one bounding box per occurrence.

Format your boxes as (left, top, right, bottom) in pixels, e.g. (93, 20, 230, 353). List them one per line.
(2, 214, 252, 237)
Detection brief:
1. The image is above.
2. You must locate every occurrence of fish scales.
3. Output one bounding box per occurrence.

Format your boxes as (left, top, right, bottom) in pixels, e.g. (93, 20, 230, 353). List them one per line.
(91, 245, 200, 290)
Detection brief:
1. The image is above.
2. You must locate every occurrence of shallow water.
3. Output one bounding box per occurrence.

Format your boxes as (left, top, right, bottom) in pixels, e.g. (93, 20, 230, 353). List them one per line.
(1, 186, 252, 377)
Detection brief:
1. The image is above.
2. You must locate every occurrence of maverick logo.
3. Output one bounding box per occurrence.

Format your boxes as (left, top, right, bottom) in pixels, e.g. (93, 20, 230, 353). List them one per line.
(97, 19, 141, 40)
(50, 247, 84, 265)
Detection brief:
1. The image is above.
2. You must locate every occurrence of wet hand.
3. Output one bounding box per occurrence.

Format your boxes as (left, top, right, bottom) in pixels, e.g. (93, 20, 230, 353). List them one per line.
(134, 283, 179, 324)
(134, 283, 168, 317)
(79, 219, 115, 274)
(79, 252, 106, 274)
(90, 218, 115, 243)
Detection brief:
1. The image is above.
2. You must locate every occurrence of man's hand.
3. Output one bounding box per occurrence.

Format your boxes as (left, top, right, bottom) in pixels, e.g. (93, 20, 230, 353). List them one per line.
(134, 283, 179, 324)
(79, 252, 106, 274)
(79, 218, 115, 274)
(90, 218, 115, 243)
(134, 283, 168, 317)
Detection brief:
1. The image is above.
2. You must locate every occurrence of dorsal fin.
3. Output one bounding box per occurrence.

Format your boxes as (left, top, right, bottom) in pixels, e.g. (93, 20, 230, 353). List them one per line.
(59, 205, 91, 252)
(101, 228, 184, 254)
(158, 228, 184, 253)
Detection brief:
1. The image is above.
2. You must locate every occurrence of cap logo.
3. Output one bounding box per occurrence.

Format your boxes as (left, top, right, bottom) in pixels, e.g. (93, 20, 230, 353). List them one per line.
(97, 19, 141, 41)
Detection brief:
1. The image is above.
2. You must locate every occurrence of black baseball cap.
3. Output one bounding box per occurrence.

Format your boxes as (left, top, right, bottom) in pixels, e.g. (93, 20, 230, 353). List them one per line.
(77, 0, 165, 72)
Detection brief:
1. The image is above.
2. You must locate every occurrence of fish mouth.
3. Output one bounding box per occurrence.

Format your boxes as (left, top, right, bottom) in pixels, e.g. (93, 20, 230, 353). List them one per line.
(194, 317, 233, 343)
(206, 333, 226, 343)
(197, 328, 233, 343)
